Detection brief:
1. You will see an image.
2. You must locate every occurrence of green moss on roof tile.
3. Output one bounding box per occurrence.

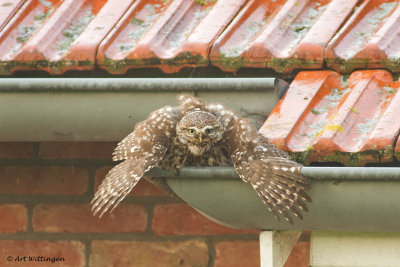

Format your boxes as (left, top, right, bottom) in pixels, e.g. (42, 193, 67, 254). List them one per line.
(0, 59, 94, 75)
(195, 0, 217, 6)
(214, 54, 320, 72)
(327, 56, 400, 73)
(216, 54, 245, 72)
(268, 57, 319, 72)
(290, 144, 395, 166)
(16, 9, 52, 43)
(57, 11, 94, 55)
(101, 51, 206, 73)
(326, 57, 371, 73)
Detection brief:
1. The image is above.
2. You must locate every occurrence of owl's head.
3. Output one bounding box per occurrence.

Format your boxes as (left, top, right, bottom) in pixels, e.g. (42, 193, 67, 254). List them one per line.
(176, 110, 224, 156)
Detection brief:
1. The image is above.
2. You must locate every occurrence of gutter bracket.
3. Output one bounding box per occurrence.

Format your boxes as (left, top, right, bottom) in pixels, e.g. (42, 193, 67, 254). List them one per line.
(260, 231, 301, 267)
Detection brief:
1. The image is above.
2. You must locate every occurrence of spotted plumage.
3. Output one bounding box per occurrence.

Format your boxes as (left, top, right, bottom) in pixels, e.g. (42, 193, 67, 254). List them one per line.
(92, 95, 311, 224)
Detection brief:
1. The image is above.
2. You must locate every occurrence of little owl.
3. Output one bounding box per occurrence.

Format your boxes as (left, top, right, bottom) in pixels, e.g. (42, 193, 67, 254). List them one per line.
(92, 95, 311, 224)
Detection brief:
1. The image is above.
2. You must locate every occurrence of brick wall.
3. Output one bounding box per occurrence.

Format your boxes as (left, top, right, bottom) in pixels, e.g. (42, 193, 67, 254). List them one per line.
(0, 142, 309, 267)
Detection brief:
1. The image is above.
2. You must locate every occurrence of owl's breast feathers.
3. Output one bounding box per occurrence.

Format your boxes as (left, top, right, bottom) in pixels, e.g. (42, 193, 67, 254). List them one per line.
(158, 137, 231, 169)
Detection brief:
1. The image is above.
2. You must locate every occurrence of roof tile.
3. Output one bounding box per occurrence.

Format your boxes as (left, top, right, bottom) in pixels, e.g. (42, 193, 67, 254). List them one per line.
(1, 0, 399, 75)
(0, 0, 130, 75)
(0, 0, 26, 32)
(326, 0, 400, 73)
(394, 137, 400, 162)
(260, 70, 400, 166)
(210, 0, 359, 72)
(97, 0, 246, 74)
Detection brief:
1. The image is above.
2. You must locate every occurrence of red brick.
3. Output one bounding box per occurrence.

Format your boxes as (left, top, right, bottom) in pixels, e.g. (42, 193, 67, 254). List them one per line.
(33, 203, 147, 233)
(284, 241, 310, 267)
(90, 240, 208, 267)
(0, 166, 88, 195)
(0, 240, 85, 267)
(215, 241, 260, 267)
(0, 143, 34, 159)
(152, 203, 260, 236)
(132, 177, 169, 196)
(39, 142, 116, 159)
(0, 205, 27, 233)
(95, 166, 167, 197)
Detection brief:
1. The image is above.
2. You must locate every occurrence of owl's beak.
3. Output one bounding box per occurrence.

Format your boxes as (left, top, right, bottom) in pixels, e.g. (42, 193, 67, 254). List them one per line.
(198, 134, 203, 142)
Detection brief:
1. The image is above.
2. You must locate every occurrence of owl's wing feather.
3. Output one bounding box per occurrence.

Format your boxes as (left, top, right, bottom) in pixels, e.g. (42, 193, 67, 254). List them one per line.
(91, 106, 180, 217)
(177, 94, 207, 112)
(210, 105, 311, 225)
(91, 158, 142, 217)
(112, 131, 136, 161)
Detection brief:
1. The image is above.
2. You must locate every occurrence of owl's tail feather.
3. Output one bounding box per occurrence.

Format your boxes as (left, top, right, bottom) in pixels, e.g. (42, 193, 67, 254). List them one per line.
(91, 159, 142, 218)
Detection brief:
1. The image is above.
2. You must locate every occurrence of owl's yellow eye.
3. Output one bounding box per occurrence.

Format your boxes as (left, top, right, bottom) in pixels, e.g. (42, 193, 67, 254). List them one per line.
(205, 128, 213, 134)
(188, 129, 196, 134)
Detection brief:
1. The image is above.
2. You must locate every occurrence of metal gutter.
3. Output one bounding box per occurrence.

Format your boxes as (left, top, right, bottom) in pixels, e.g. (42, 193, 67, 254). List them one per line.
(148, 166, 400, 181)
(0, 78, 276, 141)
(301, 167, 400, 180)
(155, 166, 400, 231)
(0, 78, 275, 91)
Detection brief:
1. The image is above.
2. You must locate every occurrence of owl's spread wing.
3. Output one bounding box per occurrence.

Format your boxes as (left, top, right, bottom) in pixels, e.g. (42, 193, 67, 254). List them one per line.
(177, 94, 207, 112)
(209, 105, 311, 225)
(91, 106, 180, 217)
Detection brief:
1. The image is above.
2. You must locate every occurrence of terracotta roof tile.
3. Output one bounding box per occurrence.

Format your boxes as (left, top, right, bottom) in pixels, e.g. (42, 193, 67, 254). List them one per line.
(326, 0, 400, 73)
(394, 138, 400, 162)
(0, 0, 25, 32)
(97, 0, 246, 74)
(0, 0, 130, 75)
(1, 0, 400, 74)
(210, 0, 359, 72)
(260, 70, 400, 166)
